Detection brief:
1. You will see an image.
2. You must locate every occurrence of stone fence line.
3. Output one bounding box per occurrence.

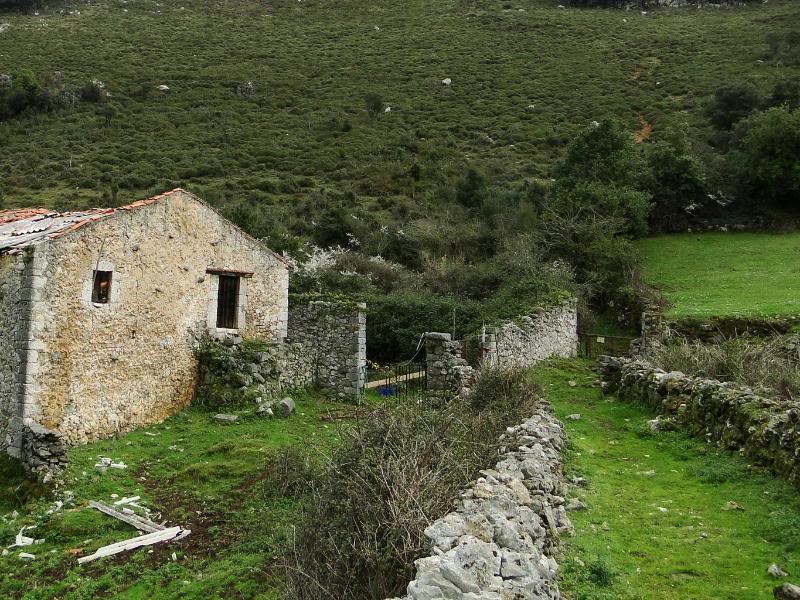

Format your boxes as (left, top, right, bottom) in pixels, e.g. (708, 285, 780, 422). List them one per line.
(389, 405, 572, 600)
(597, 355, 800, 486)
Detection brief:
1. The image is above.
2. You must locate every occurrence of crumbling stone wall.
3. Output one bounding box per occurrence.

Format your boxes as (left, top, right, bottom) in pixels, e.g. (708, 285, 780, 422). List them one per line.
(389, 405, 572, 600)
(16, 190, 289, 446)
(21, 422, 68, 481)
(427, 300, 578, 398)
(481, 300, 578, 369)
(598, 355, 800, 486)
(287, 300, 367, 398)
(426, 333, 475, 398)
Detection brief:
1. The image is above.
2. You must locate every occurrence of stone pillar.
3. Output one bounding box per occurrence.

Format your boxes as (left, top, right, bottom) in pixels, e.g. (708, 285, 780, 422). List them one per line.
(426, 332, 474, 398)
(479, 327, 498, 367)
(347, 303, 367, 398)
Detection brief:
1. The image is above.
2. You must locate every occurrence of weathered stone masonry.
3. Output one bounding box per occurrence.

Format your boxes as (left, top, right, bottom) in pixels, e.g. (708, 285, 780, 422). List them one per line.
(426, 300, 579, 397)
(390, 405, 572, 600)
(287, 300, 367, 398)
(0, 189, 290, 466)
(598, 355, 800, 486)
(197, 300, 367, 404)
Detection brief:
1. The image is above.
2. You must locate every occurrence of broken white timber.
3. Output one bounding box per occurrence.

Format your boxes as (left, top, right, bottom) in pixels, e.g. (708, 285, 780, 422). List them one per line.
(18, 552, 35, 561)
(8, 527, 35, 548)
(77, 526, 184, 564)
(113, 496, 140, 506)
(89, 501, 165, 534)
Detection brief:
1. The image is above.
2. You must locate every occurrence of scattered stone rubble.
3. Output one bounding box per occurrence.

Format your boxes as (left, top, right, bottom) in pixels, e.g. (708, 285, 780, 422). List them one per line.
(389, 404, 572, 600)
(597, 355, 800, 486)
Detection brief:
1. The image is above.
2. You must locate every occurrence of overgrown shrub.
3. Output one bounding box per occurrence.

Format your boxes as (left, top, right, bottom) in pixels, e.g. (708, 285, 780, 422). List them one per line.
(284, 368, 540, 599)
(650, 336, 800, 400)
(703, 82, 762, 130)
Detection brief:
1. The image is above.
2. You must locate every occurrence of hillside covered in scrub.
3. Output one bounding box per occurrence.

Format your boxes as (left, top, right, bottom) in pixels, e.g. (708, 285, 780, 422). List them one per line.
(1, 0, 799, 359)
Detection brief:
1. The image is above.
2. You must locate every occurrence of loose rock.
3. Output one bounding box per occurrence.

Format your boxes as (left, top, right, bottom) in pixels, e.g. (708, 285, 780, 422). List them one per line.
(213, 414, 239, 423)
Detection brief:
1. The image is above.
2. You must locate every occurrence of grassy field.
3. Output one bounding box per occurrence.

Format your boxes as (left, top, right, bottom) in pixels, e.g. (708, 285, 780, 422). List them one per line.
(638, 232, 800, 318)
(0, 0, 797, 240)
(535, 359, 800, 600)
(0, 392, 361, 600)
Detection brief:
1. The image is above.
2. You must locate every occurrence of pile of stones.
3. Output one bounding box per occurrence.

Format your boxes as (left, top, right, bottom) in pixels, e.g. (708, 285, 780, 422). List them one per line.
(389, 404, 572, 600)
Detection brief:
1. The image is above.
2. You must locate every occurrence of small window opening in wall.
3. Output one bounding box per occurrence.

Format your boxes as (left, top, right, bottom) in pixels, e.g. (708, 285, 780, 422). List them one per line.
(216, 275, 240, 329)
(92, 270, 113, 304)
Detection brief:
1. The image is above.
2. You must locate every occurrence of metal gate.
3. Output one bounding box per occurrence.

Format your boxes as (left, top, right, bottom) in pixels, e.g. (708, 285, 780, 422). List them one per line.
(579, 333, 635, 358)
(368, 361, 427, 400)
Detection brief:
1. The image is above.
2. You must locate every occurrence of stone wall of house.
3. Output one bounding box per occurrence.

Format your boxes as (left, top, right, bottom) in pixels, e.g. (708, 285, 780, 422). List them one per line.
(389, 404, 572, 600)
(0, 253, 27, 457)
(426, 333, 475, 398)
(287, 300, 367, 399)
(597, 355, 800, 486)
(20, 190, 289, 446)
(481, 300, 579, 369)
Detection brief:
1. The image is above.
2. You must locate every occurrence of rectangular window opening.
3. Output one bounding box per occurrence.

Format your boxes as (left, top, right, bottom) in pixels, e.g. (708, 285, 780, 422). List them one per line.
(216, 275, 240, 329)
(92, 270, 112, 304)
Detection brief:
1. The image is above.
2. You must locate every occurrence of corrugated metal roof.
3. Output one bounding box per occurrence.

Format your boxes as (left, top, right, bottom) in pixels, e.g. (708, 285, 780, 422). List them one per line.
(0, 189, 179, 255)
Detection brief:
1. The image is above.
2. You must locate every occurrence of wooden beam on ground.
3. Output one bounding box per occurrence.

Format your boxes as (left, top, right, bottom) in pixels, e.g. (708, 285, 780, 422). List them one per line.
(77, 527, 185, 564)
(89, 501, 165, 534)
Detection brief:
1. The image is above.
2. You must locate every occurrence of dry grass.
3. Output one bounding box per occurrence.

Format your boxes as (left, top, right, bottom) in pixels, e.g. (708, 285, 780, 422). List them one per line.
(651, 335, 800, 399)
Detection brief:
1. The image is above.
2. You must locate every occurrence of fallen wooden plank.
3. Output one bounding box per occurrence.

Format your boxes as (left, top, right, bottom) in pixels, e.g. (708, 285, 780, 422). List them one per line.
(89, 501, 165, 533)
(77, 527, 184, 564)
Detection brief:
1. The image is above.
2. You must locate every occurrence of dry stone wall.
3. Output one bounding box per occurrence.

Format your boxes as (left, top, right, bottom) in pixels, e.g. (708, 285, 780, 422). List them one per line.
(598, 355, 800, 486)
(198, 300, 367, 405)
(427, 300, 578, 398)
(287, 300, 366, 398)
(390, 405, 572, 600)
(482, 300, 578, 369)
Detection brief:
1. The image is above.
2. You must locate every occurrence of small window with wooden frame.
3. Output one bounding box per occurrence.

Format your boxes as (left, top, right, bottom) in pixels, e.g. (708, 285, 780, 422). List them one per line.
(216, 275, 240, 329)
(92, 270, 113, 304)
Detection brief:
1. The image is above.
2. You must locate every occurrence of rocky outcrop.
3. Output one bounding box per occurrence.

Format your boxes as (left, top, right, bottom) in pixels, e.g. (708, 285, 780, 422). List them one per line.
(597, 355, 800, 486)
(390, 405, 572, 600)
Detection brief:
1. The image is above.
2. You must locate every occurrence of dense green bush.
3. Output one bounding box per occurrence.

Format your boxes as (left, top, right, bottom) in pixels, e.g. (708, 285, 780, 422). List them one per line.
(0, 69, 55, 121)
(703, 82, 762, 130)
(644, 140, 707, 232)
(729, 106, 800, 211)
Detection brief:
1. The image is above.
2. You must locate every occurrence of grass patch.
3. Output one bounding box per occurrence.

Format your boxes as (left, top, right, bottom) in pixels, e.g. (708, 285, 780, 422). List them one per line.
(0, 391, 356, 599)
(637, 232, 800, 318)
(534, 358, 800, 600)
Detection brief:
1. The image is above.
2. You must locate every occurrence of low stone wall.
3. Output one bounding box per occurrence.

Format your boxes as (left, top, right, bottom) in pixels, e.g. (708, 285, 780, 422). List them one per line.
(481, 300, 578, 369)
(390, 405, 572, 600)
(597, 355, 800, 486)
(197, 300, 367, 405)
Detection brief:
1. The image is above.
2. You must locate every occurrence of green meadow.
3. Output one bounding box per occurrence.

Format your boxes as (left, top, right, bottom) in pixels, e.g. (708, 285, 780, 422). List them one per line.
(637, 232, 800, 318)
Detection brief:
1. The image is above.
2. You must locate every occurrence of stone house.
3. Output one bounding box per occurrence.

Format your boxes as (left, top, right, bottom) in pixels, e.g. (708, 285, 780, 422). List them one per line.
(0, 188, 290, 459)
